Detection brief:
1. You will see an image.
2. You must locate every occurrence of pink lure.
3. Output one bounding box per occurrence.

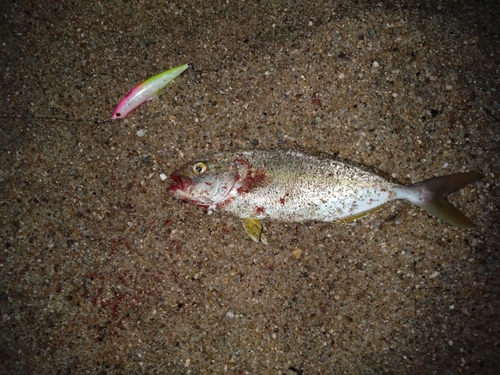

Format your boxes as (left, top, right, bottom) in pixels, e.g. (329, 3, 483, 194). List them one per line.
(112, 63, 190, 119)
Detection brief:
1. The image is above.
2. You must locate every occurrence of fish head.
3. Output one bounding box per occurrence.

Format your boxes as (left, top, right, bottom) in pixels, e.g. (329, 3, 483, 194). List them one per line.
(167, 156, 240, 208)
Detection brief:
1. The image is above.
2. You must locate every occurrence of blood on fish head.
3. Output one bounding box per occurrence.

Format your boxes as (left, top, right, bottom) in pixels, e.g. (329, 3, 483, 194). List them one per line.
(167, 157, 240, 208)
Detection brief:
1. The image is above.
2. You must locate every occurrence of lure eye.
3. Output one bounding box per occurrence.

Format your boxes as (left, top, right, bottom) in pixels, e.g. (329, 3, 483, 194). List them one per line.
(116, 113, 121, 117)
(192, 162, 207, 174)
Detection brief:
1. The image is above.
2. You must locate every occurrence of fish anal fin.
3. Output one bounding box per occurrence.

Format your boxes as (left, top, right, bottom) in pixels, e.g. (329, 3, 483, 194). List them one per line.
(340, 212, 367, 223)
(339, 205, 386, 224)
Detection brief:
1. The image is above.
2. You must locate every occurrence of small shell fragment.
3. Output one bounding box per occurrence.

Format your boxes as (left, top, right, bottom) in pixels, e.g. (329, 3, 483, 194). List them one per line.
(292, 248, 303, 259)
(160, 173, 168, 181)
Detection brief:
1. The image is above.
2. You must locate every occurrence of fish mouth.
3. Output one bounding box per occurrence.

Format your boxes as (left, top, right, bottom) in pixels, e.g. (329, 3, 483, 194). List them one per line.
(167, 172, 239, 208)
(166, 174, 192, 193)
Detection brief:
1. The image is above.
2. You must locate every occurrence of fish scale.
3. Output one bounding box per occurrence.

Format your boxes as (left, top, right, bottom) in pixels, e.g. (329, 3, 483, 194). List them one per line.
(222, 150, 397, 222)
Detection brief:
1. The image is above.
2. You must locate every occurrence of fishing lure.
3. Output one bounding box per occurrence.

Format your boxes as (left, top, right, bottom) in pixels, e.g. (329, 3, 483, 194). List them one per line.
(111, 63, 192, 120)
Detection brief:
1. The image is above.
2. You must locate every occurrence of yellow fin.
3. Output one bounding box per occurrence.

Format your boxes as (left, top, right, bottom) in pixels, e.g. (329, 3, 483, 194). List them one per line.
(241, 218, 267, 244)
(340, 212, 368, 223)
(339, 205, 385, 224)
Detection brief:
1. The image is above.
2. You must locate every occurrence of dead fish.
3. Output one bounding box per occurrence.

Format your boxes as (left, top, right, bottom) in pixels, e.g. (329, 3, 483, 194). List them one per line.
(167, 149, 482, 242)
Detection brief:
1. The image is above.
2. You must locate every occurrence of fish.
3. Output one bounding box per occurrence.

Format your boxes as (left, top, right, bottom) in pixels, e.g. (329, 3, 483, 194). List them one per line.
(167, 149, 482, 242)
(111, 63, 191, 119)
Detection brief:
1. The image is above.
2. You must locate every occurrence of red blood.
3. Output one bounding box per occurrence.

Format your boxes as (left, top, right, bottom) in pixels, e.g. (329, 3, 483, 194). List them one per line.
(237, 169, 267, 195)
(311, 92, 322, 106)
(254, 205, 266, 214)
(234, 156, 269, 195)
(234, 157, 253, 168)
(216, 195, 235, 210)
(279, 192, 289, 205)
(112, 303, 120, 318)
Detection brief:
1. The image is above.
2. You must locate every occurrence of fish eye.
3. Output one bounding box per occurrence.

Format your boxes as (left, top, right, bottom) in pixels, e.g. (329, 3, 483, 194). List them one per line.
(192, 162, 207, 174)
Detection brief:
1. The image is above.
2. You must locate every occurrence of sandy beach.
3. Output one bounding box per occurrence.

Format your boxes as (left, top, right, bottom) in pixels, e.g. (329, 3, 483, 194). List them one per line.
(1, 1, 499, 373)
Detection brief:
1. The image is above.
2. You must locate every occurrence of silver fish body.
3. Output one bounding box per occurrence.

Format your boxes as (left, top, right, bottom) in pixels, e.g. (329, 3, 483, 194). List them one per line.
(167, 149, 482, 242)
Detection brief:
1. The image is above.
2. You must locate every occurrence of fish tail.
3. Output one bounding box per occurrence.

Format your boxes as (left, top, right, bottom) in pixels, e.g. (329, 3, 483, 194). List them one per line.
(405, 172, 483, 228)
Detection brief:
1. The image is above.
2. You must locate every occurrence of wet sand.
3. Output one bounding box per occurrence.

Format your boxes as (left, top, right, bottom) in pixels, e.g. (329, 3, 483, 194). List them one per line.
(1, 0, 499, 373)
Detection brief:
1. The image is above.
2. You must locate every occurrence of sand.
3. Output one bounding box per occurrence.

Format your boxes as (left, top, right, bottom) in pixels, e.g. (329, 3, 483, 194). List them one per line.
(1, 0, 499, 373)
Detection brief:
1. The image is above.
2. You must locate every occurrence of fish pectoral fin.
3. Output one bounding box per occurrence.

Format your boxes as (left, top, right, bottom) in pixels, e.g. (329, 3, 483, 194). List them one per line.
(241, 218, 267, 244)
